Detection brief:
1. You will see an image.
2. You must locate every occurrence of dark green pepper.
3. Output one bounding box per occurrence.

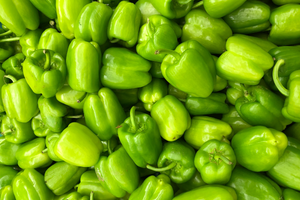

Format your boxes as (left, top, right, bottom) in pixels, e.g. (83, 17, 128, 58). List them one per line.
(29, 0, 56, 19)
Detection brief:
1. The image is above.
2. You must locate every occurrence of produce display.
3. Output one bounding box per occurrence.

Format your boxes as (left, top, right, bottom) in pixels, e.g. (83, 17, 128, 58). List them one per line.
(1, 0, 300, 199)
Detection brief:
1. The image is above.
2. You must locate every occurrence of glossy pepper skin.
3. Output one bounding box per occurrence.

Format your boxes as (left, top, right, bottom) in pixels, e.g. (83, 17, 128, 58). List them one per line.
(181, 8, 232, 54)
(129, 174, 173, 200)
(23, 49, 67, 98)
(12, 168, 55, 200)
(118, 106, 163, 168)
(66, 38, 102, 93)
(283, 188, 300, 200)
(269, 4, 300, 45)
(107, 1, 141, 47)
(74, 2, 113, 45)
(0, 185, 15, 200)
(101, 47, 152, 89)
(150, 0, 193, 19)
(31, 114, 53, 137)
(0, 43, 14, 62)
(0, 0, 39, 36)
(95, 146, 140, 198)
(44, 162, 86, 196)
(54, 123, 103, 167)
(19, 29, 43, 57)
(0, 165, 18, 188)
(135, 0, 160, 25)
(2, 53, 25, 80)
(232, 126, 288, 172)
(161, 40, 215, 98)
(45, 132, 62, 162)
(0, 137, 20, 165)
(151, 95, 191, 141)
(56, 85, 89, 110)
(83, 87, 126, 141)
(227, 166, 282, 200)
(136, 15, 181, 62)
(29, 0, 56, 19)
(0, 71, 5, 113)
(202, 0, 246, 18)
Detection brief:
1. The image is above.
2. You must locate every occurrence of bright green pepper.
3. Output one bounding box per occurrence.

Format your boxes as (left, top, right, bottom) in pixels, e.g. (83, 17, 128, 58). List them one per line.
(12, 168, 55, 200)
(19, 29, 43, 57)
(135, 0, 160, 25)
(112, 89, 139, 109)
(83, 87, 126, 141)
(23, 49, 67, 98)
(0, 185, 15, 200)
(31, 113, 53, 137)
(60, 191, 89, 200)
(0, 70, 6, 113)
(66, 38, 102, 93)
(283, 188, 300, 200)
(56, 85, 89, 110)
(45, 132, 62, 162)
(100, 47, 152, 89)
(0, 137, 20, 165)
(29, 0, 56, 19)
(232, 126, 288, 172)
(0, 165, 18, 189)
(226, 81, 249, 106)
(2, 53, 25, 80)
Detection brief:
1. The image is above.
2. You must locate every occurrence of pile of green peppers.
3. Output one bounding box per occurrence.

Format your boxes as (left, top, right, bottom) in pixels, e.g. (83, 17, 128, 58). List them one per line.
(1, 0, 300, 199)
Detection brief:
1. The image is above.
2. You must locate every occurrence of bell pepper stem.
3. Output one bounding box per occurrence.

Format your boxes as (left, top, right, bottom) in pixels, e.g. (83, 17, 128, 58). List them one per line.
(90, 191, 94, 200)
(215, 153, 233, 165)
(0, 37, 20, 43)
(130, 106, 137, 133)
(272, 59, 289, 97)
(42, 148, 48, 153)
(1, 129, 13, 136)
(192, 1, 203, 9)
(110, 38, 120, 43)
(155, 49, 181, 61)
(4, 75, 17, 83)
(146, 162, 177, 172)
(0, 30, 13, 37)
(43, 50, 51, 71)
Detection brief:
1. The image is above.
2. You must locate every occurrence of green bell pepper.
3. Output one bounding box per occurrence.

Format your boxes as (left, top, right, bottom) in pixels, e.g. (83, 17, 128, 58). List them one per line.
(23, 49, 67, 98)
(0, 185, 15, 200)
(19, 29, 43, 57)
(181, 8, 232, 54)
(232, 126, 288, 172)
(74, 2, 113, 45)
(135, 0, 160, 25)
(66, 38, 102, 93)
(45, 132, 62, 162)
(0, 165, 18, 189)
(83, 87, 126, 141)
(283, 188, 300, 200)
(54, 122, 103, 167)
(29, 0, 56, 19)
(12, 168, 55, 200)
(118, 106, 163, 168)
(129, 174, 173, 200)
(100, 47, 152, 89)
(59, 191, 89, 200)
(31, 113, 53, 137)
(2, 53, 25, 80)
(149, 62, 163, 79)
(273, 0, 300, 4)
(184, 116, 232, 149)
(0, 70, 6, 113)
(0, 43, 14, 62)
(284, 123, 300, 141)
(194, 139, 236, 184)
(200, 0, 246, 18)
(0, 137, 20, 165)
(56, 85, 89, 110)
(95, 146, 140, 198)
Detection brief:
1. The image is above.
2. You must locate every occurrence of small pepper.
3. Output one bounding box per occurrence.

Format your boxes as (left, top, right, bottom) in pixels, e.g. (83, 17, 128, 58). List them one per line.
(2, 53, 25, 80)
(0, 137, 20, 165)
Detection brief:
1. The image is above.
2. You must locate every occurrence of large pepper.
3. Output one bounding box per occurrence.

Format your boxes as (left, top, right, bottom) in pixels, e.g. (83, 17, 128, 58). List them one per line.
(181, 8, 232, 54)
(66, 38, 102, 93)
(135, 0, 160, 25)
(95, 146, 140, 198)
(19, 29, 43, 57)
(45, 132, 62, 162)
(194, 139, 236, 184)
(29, 0, 56, 19)
(232, 126, 287, 172)
(160, 40, 215, 98)
(56, 85, 89, 110)
(0, 137, 20, 165)
(0, 185, 15, 200)
(2, 53, 25, 80)
(0, 165, 18, 189)
(151, 95, 191, 141)
(100, 47, 152, 89)
(54, 123, 103, 167)
(83, 87, 126, 141)
(118, 106, 162, 168)
(23, 49, 67, 98)
(74, 2, 113, 45)
(136, 15, 181, 62)
(12, 168, 55, 200)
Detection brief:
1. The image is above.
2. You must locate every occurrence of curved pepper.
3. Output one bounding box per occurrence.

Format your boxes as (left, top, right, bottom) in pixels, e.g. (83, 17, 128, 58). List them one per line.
(19, 29, 43, 57)
(0, 70, 6, 113)
(2, 53, 25, 80)
(0, 137, 20, 165)
(201, 0, 246, 18)
(56, 85, 89, 110)
(283, 188, 300, 200)
(29, 0, 56, 19)
(31, 113, 53, 137)
(167, 85, 187, 102)
(176, 171, 206, 192)
(0, 185, 15, 200)
(0, 165, 18, 189)
(136, 0, 160, 25)
(0, 43, 14, 62)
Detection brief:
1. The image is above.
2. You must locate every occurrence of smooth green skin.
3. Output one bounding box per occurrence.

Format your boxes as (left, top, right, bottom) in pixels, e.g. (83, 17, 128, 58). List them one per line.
(223, 1, 270, 34)
(284, 123, 300, 141)
(0, 137, 20, 165)
(232, 126, 288, 172)
(75, 170, 117, 200)
(273, 0, 300, 4)
(156, 140, 196, 184)
(162, 40, 215, 98)
(60, 192, 89, 200)
(216, 35, 274, 85)
(173, 185, 237, 200)
(267, 137, 300, 191)
(83, 87, 126, 141)
(182, 8, 232, 54)
(1, 115, 35, 144)
(203, 0, 246, 18)
(56, 85, 88, 110)
(213, 75, 227, 92)
(45, 132, 62, 162)
(283, 188, 300, 200)
(101, 47, 152, 89)
(176, 171, 206, 192)
(150, 0, 193, 19)
(15, 137, 52, 169)
(0, 70, 5, 113)
(185, 93, 229, 116)
(151, 95, 191, 141)
(74, 2, 113, 45)
(184, 116, 232, 149)
(226, 81, 249, 106)
(138, 78, 168, 111)
(45, 162, 86, 196)
(136, 0, 160, 25)
(264, 69, 289, 91)
(66, 38, 102, 93)
(168, 85, 187, 102)
(235, 85, 291, 131)
(38, 96, 68, 133)
(0, 43, 14, 62)
(269, 4, 300, 45)
(0, 0, 39, 36)
(95, 146, 140, 198)
(149, 62, 163, 79)
(194, 140, 236, 185)
(136, 15, 181, 62)
(23, 49, 67, 98)
(0, 185, 15, 200)
(221, 106, 252, 140)
(54, 123, 103, 167)
(233, 34, 277, 52)
(56, 0, 91, 39)
(31, 113, 53, 137)
(38, 28, 69, 58)
(0, 165, 18, 189)
(112, 89, 139, 108)
(12, 168, 55, 200)
(118, 107, 163, 168)
(2, 53, 25, 80)
(129, 174, 173, 200)
(227, 166, 282, 200)
(29, 0, 56, 19)
(19, 29, 43, 57)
